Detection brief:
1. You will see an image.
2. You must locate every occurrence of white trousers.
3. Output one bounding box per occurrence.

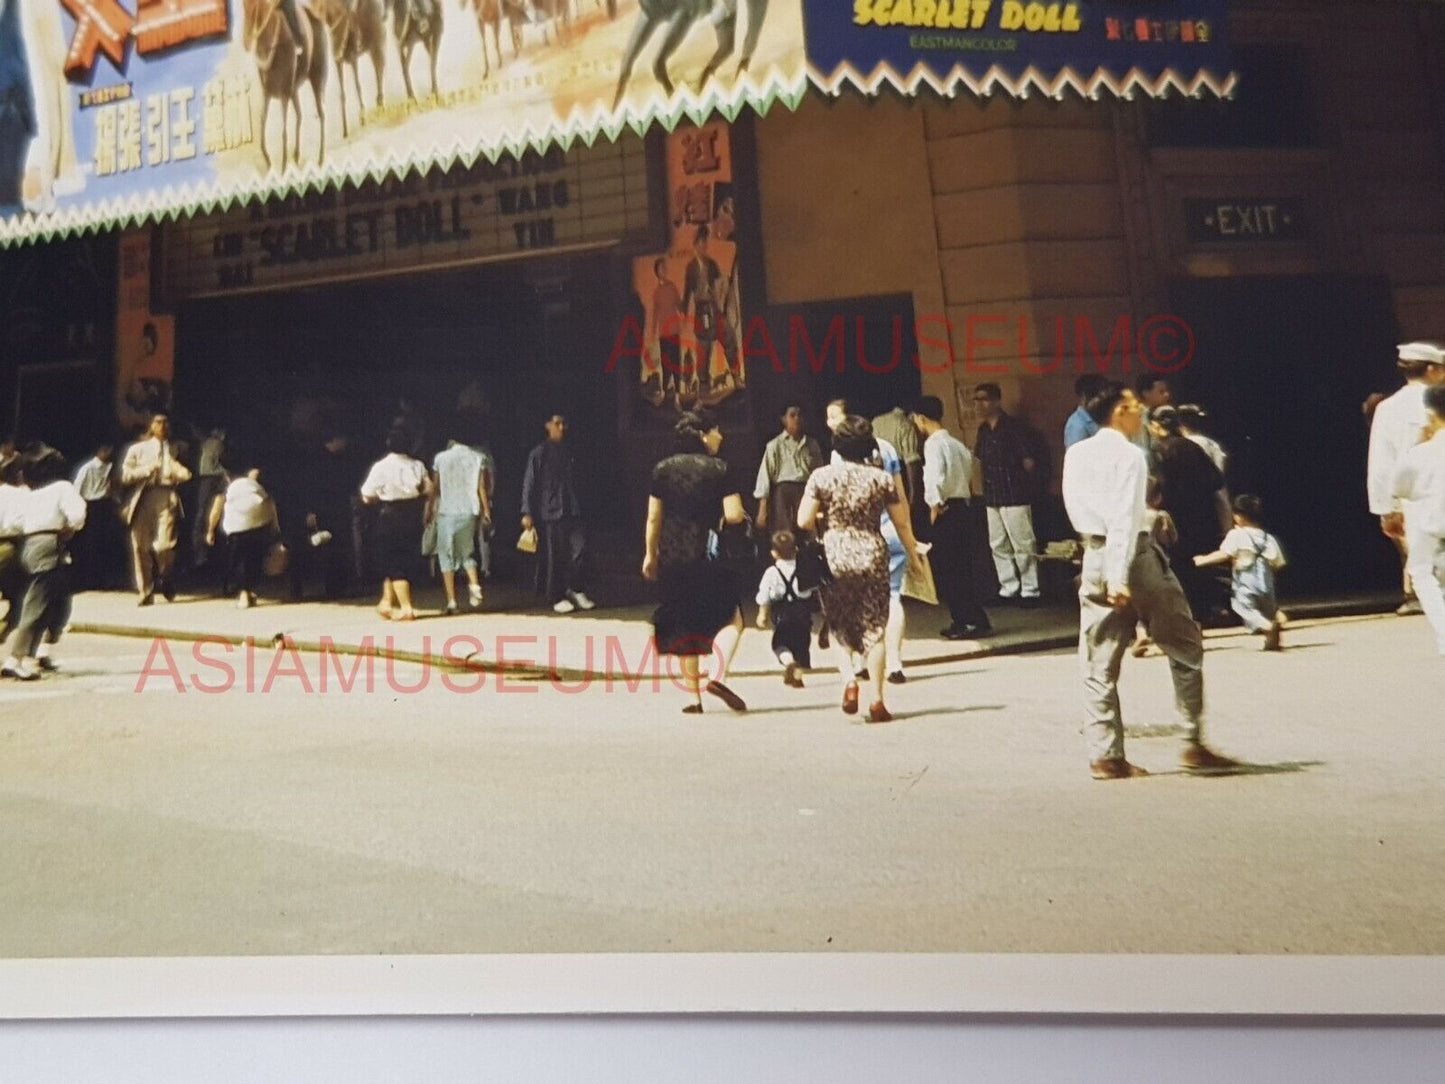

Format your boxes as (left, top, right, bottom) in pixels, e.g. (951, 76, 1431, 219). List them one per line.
(1404, 526, 1445, 654)
(986, 504, 1038, 598)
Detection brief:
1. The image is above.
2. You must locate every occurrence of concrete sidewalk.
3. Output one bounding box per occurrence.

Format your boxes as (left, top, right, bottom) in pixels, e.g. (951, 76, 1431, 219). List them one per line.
(65, 579, 1402, 683)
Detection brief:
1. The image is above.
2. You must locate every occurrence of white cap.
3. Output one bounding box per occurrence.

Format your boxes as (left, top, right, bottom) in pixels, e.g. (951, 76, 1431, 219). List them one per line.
(1398, 341, 1445, 364)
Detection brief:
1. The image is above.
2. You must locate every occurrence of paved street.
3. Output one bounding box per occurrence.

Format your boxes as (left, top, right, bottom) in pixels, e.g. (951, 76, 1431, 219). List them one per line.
(1, 612, 1442, 958)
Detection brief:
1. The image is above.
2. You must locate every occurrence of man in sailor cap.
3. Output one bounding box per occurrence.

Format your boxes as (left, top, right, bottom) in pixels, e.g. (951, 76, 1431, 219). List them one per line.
(1367, 341, 1445, 615)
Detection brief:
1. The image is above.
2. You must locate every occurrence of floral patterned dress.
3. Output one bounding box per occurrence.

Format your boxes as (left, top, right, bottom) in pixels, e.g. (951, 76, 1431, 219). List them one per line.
(803, 462, 899, 656)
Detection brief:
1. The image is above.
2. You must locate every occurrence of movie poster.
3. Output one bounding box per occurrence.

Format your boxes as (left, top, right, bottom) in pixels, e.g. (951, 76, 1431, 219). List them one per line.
(114, 228, 174, 432)
(0, 0, 808, 245)
(631, 119, 743, 417)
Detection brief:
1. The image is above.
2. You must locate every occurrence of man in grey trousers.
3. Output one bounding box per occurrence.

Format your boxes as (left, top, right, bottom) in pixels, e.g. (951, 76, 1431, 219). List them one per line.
(1061, 381, 1241, 781)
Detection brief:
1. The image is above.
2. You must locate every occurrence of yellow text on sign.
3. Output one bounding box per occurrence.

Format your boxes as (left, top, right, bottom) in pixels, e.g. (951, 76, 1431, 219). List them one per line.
(853, 0, 992, 30)
(998, 2, 1080, 32)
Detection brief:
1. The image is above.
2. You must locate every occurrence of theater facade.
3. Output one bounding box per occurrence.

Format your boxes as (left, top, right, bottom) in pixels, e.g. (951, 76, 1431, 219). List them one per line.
(1, 0, 1442, 585)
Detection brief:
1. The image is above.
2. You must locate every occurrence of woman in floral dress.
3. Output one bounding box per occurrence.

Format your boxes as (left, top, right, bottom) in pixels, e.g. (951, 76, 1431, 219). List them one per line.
(797, 416, 923, 722)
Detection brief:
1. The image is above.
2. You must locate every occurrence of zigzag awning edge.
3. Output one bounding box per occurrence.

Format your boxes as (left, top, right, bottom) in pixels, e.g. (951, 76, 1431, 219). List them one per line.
(805, 60, 1238, 102)
(0, 67, 812, 250)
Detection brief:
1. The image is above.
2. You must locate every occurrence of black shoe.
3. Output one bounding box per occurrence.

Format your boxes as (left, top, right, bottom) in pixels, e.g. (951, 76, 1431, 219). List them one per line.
(887, 670, 906, 685)
(994, 595, 1020, 607)
(37, 657, 58, 672)
(138, 593, 154, 607)
(943, 622, 992, 640)
(161, 580, 176, 603)
(855, 667, 868, 680)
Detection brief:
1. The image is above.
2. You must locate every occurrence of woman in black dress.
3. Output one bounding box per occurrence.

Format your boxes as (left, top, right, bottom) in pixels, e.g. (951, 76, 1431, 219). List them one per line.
(642, 410, 749, 714)
(1150, 405, 1228, 623)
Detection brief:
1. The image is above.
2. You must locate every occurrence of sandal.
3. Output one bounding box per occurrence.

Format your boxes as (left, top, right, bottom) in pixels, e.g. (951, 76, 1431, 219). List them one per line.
(377, 606, 393, 621)
(842, 681, 859, 715)
(396, 609, 418, 622)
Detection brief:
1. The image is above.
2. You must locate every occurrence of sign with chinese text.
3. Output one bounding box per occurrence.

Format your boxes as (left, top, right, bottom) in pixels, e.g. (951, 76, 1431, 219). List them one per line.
(1184, 197, 1311, 243)
(629, 120, 745, 416)
(0, 0, 808, 245)
(159, 133, 650, 299)
(805, 0, 1234, 98)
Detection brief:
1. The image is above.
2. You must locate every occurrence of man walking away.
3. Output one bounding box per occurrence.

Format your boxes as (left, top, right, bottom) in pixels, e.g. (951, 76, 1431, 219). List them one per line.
(431, 427, 491, 614)
(190, 427, 226, 572)
(1391, 382, 1445, 655)
(1369, 341, 1445, 616)
(911, 395, 990, 639)
(71, 442, 115, 591)
(1062, 381, 1240, 780)
(754, 402, 823, 535)
(121, 414, 192, 605)
(521, 412, 594, 614)
(972, 382, 1042, 607)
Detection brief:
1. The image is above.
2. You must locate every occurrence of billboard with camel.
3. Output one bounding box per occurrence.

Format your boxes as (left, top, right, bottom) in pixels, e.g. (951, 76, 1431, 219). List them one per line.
(0, 0, 810, 245)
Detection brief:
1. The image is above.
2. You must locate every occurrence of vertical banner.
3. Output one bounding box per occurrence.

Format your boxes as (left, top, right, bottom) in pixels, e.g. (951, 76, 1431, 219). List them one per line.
(114, 230, 174, 433)
(632, 119, 744, 416)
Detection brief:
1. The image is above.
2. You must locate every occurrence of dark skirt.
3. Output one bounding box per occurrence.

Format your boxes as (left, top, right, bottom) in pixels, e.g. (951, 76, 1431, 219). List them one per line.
(376, 498, 425, 581)
(652, 559, 741, 657)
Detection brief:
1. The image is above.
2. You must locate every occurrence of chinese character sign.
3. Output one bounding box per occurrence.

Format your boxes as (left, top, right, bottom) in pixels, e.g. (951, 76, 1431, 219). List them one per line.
(633, 121, 744, 415)
(0, 0, 809, 244)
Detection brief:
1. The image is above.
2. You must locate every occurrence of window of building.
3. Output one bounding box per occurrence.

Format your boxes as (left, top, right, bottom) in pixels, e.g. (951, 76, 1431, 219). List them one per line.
(1144, 44, 1317, 148)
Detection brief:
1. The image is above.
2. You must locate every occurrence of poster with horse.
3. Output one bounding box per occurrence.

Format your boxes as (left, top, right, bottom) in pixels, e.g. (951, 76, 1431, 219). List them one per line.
(0, 0, 809, 245)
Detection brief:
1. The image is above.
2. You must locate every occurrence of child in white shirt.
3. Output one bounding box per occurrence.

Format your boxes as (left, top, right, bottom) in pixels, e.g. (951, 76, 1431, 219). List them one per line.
(1195, 494, 1286, 651)
(755, 530, 815, 688)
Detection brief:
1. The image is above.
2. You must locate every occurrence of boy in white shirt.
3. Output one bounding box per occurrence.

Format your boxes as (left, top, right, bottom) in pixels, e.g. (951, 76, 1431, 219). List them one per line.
(1194, 494, 1286, 651)
(755, 530, 815, 688)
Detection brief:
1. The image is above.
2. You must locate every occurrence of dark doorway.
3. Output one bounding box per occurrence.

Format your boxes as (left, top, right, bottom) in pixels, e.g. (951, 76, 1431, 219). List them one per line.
(1166, 275, 1401, 595)
(175, 253, 626, 539)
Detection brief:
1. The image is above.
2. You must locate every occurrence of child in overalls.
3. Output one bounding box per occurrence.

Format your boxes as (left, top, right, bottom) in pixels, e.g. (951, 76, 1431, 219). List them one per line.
(1194, 493, 1286, 651)
(755, 530, 815, 688)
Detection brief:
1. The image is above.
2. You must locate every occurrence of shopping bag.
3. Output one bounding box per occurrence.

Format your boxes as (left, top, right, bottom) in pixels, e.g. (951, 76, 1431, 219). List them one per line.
(901, 548, 938, 605)
(516, 526, 539, 554)
(263, 541, 290, 578)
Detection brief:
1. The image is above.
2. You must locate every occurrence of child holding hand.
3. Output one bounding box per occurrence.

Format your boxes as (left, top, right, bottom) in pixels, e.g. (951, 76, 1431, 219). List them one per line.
(1195, 494, 1287, 651)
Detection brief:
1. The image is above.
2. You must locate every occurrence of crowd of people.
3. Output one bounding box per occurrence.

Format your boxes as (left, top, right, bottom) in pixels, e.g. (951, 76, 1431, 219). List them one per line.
(2, 338, 1442, 782)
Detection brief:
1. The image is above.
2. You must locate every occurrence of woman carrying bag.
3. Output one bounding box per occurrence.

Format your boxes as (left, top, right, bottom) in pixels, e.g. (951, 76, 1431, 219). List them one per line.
(360, 428, 431, 621)
(207, 460, 280, 610)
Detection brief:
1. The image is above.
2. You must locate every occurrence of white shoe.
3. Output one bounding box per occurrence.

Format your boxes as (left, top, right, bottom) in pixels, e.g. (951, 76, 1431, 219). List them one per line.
(569, 591, 596, 611)
(553, 598, 576, 614)
(11, 661, 41, 682)
(237, 592, 251, 610)
(1, 658, 20, 679)
(444, 601, 459, 615)
(468, 584, 483, 608)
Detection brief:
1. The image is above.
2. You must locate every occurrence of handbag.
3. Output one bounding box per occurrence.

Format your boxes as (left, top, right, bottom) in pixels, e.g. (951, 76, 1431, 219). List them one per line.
(793, 535, 833, 591)
(421, 517, 438, 557)
(516, 526, 539, 554)
(712, 518, 758, 567)
(263, 541, 289, 578)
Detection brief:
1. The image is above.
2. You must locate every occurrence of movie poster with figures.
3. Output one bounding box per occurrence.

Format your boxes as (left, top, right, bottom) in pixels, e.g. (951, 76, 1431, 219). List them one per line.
(632, 120, 743, 417)
(0, 0, 808, 245)
(114, 229, 175, 432)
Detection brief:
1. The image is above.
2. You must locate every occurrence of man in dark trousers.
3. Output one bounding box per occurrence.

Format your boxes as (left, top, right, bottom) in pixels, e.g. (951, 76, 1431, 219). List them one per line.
(521, 412, 594, 614)
(972, 382, 1044, 607)
(911, 395, 991, 640)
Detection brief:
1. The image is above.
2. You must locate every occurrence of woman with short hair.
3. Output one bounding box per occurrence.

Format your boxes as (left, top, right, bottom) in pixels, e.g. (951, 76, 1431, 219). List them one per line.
(798, 416, 924, 722)
(360, 427, 431, 621)
(643, 410, 749, 714)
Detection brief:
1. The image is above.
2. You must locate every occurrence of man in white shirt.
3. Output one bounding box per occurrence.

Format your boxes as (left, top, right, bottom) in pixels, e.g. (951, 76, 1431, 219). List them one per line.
(1062, 382, 1240, 780)
(1391, 382, 1445, 655)
(430, 434, 491, 614)
(120, 414, 192, 605)
(1369, 341, 1445, 616)
(911, 395, 990, 639)
(70, 442, 115, 591)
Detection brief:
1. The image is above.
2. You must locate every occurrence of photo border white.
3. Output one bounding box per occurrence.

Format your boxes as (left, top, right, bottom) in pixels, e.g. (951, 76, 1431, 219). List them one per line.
(2, 954, 1442, 1019)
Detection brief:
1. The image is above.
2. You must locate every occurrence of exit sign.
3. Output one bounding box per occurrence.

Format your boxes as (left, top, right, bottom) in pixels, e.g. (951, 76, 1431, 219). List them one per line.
(1185, 198, 1311, 242)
